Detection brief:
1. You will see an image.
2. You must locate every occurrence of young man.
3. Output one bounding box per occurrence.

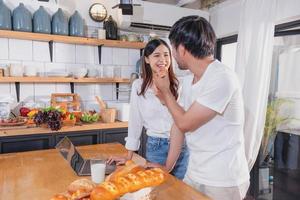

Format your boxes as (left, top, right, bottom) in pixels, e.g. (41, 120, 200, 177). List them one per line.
(152, 16, 250, 200)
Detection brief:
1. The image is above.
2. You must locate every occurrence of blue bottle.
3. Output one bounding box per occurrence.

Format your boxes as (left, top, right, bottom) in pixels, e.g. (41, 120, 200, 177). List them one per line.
(52, 8, 69, 35)
(33, 6, 51, 34)
(13, 3, 32, 32)
(0, 0, 12, 30)
(69, 10, 85, 37)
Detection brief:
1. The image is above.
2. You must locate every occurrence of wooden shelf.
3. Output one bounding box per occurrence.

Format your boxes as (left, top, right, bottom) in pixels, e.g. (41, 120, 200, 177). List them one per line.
(0, 30, 146, 49)
(0, 77, 130, 83)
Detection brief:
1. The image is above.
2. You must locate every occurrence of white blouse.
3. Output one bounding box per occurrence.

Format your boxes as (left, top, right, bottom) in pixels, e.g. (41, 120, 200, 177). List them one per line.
(125, 79, 174, 151)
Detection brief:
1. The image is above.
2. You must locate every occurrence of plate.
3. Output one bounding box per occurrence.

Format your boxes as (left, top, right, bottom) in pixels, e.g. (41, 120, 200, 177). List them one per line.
(45, 72, 70, 77)
(0, 119, 27, 127)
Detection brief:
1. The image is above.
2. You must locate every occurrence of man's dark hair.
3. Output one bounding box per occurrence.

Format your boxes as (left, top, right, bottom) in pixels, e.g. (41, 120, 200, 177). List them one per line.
(169, 16, 216, 59)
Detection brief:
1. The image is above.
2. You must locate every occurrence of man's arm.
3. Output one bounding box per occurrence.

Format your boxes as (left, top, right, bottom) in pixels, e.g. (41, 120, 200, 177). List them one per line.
(165, 123, 184, 171)
(154, 73, 217, 133)
(163, 89, 217, 133)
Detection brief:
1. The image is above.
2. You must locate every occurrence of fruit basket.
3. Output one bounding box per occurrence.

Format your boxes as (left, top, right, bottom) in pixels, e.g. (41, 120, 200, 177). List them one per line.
(51, 93, 80, 111)
(80, 111, 100, 123)
(62, 113, 77, 126)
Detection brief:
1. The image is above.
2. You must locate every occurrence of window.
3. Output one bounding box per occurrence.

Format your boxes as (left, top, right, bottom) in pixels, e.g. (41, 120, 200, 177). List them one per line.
(215, 35, 238, 69)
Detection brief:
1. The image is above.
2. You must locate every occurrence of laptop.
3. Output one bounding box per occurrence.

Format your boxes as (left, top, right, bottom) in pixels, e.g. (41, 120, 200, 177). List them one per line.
(55, 136, 116, 176)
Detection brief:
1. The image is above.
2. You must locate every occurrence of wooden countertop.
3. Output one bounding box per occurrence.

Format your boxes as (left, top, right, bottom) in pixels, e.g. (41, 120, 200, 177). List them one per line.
(0, 121, 128, 137)
(0, 143, 210, 200)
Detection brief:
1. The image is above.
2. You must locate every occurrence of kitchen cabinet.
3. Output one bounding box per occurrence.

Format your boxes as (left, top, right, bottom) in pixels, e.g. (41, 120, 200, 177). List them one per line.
(55, 130, 100, 146)
(0, 125, 136, 154)
(102, 128, 128, 145)
(0, 133, 54, 153)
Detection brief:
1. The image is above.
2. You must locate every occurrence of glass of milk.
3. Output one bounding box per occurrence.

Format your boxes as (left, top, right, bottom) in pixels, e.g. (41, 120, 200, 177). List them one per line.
(90, 159, 106, 184)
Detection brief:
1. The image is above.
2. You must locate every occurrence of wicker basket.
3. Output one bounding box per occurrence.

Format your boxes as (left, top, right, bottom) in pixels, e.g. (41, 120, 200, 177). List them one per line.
(101, 108, 117, 123)
(51, 93, 80, 111)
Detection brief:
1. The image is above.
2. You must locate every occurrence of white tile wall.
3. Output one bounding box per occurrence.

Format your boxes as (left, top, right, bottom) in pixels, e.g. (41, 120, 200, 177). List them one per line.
(9, 39, 33, 61)
(95, 84, 115, 101)
(75, 45, 95, 64)
(100, 47, 113, 65)
(0, 38, 9, 60)
(33, 41, 51, 62)
(54, 43, 75, 63)
(128, 49, 140, 66)
(75, 84, 97, 101)
(56, 83, 71, 93)
(34, 83, 56, 96)
(113, 48, 129, 65)
(0, 83, 11, 95)
(121, 65, 135, 79)
(81, 100, 100, 112)
(20, 83, 34, 102)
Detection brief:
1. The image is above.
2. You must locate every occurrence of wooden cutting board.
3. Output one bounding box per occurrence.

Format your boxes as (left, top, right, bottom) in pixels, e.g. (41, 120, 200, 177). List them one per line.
(0, 124, 36, 130)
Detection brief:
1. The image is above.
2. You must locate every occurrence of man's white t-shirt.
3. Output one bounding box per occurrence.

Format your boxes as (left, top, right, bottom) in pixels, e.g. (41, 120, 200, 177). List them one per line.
(181, 60, 249, 187)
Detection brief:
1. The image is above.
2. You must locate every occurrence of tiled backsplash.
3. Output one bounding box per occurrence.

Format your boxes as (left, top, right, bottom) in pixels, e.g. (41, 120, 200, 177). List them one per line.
(0, 38, 140, 111)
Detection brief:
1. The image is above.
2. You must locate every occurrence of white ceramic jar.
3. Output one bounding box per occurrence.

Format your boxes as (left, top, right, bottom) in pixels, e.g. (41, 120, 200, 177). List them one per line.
(9, 64, 24, 77)
(0, 102, 10, 119)
(24, 65, 37, 76)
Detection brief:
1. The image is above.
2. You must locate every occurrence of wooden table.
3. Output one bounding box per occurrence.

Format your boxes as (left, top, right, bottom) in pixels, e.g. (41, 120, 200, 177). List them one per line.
(0, 143, 210, 200)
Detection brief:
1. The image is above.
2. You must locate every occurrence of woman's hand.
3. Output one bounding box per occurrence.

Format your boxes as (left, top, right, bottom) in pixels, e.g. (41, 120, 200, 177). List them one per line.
(106, 156, 128, 165)
(144, 162, 170, 172)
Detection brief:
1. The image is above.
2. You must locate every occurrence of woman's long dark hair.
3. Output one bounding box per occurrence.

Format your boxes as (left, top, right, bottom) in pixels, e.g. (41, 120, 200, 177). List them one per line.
(138, 39, 179, 99)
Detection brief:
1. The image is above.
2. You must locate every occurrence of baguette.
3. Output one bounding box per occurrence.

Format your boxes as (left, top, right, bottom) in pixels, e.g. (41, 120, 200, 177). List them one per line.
(90, 161, 166, 200)
(51, 161, 166, 200)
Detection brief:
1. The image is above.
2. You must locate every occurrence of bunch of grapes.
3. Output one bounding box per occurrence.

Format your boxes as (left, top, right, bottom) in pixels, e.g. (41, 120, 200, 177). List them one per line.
(34, 111, 46, 126)
(46, 110, 62, 131)
(34, 109, 62, 131)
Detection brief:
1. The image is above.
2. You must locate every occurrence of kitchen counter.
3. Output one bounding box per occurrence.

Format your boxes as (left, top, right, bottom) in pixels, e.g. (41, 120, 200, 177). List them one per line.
(0, 121, 128, 137)
(0, 143, 210, 200)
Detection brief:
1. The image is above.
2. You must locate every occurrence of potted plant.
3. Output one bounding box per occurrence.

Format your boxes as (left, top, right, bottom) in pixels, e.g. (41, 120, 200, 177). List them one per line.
(261, 98, 295, 165)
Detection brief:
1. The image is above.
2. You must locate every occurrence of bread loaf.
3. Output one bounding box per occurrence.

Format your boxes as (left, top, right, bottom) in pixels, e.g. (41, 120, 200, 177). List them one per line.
(50, 194, 70, 200)
(90, 165, 166, 200)
(67, 179, 96, 194)
(51, 161, 166, 200)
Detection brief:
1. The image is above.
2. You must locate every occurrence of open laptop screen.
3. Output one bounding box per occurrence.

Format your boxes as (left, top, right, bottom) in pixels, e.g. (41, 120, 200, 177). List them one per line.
(55, 136, 84, 174)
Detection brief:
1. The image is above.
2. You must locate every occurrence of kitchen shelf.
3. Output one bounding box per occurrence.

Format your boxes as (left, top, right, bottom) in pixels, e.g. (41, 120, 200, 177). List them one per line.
(0, 30, 146, 49)
(0, 77, 131, 102)
(0, 30, 140, 101)
(0, 77, 130, 83)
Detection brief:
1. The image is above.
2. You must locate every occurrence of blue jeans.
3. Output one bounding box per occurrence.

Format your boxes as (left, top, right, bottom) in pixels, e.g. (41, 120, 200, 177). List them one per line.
(145, 136, 189, 179)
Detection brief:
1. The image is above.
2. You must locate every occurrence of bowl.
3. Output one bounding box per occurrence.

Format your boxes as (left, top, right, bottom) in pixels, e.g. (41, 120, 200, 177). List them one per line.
(87, 68, 99, 78)
(72, 68, 87, 78)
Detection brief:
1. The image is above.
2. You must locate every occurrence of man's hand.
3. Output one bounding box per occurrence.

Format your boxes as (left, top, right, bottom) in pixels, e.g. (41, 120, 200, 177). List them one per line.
(153, 71, 170, 94)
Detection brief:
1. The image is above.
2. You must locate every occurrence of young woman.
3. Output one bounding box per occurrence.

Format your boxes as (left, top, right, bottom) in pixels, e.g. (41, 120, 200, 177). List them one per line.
(108, 39, 188, 179)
